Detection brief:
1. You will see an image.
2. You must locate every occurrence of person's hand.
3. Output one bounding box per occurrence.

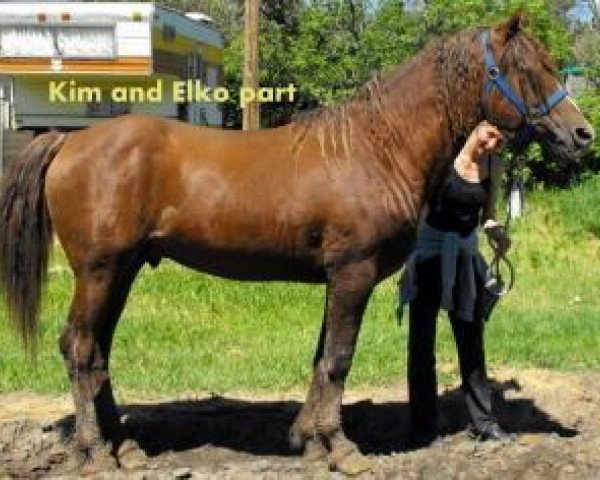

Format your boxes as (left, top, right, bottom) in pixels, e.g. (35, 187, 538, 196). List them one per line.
(484, 222, 511, 254)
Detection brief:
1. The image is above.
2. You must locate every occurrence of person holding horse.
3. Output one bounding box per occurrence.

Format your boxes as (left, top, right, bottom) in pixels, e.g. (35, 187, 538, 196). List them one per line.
(399, 121, 512, 446)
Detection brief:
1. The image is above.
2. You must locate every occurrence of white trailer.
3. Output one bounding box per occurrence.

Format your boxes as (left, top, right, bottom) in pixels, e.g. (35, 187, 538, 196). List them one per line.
(0, 2, 224, 132)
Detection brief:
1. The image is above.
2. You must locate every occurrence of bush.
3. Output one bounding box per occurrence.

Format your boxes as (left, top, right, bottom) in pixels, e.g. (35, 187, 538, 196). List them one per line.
(575, 89, 600, 163)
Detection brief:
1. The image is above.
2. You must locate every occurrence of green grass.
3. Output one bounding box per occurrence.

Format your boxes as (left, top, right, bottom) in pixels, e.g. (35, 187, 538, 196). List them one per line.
(0, 175, 599, 396)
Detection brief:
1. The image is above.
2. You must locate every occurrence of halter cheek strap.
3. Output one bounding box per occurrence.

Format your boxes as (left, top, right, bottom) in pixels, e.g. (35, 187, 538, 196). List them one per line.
(480, 30, 568, 123)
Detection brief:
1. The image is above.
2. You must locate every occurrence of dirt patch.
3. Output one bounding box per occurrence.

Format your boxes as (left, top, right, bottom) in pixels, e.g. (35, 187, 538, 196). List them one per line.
(1, 368, 599, 479)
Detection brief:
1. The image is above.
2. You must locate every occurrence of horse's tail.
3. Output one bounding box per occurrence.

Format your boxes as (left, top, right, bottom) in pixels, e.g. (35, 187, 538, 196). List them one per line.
(0, 131, 66, 351)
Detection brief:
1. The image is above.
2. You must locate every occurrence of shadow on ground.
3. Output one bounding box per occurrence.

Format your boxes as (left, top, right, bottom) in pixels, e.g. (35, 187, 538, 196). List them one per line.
(54, 378, 578, 458)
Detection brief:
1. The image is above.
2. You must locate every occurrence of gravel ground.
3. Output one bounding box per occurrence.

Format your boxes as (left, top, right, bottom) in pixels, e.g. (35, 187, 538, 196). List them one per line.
(1, 368, 599, 479)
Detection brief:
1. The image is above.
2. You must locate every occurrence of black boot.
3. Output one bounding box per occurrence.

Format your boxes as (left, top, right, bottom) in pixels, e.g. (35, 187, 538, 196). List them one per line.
(468, 421, 514, 441)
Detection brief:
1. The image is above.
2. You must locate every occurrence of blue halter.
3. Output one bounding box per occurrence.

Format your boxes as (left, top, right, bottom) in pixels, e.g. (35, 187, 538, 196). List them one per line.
(480, 30, 569, 148)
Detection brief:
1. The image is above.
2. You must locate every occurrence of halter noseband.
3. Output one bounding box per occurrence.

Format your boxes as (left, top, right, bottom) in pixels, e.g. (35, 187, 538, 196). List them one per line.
(480, 30, 568, 148)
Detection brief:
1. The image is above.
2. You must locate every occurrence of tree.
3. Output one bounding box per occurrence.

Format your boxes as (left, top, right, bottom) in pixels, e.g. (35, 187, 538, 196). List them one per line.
(158, 0, 243, 40)
(409, 0, 574, 64)
(574, 28, 600, 82)
(288, 1, 368, 104)
(358, 0, 419, 75)
(225, 0, 372, 127)
(261, 0, 303, 27)
(590, 0, 600, 28)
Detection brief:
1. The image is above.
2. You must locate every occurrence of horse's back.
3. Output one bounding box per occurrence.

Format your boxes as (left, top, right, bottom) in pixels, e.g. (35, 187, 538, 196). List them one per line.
(45, 115, 331, 276)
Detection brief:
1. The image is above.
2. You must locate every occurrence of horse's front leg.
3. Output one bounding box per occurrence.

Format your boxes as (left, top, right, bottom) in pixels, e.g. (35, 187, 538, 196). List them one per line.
(289, 304, 328, 460)
(298, 258, 377, 474)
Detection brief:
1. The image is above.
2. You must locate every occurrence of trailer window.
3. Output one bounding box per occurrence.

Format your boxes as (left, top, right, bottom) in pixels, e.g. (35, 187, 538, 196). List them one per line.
(0, 26, 115, 58)
(0, 27, 55, 57)
(56, 27, 115, 58)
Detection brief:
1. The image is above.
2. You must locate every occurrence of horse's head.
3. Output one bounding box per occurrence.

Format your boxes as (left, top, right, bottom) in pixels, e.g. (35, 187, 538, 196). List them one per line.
(482, 13, 594, 161)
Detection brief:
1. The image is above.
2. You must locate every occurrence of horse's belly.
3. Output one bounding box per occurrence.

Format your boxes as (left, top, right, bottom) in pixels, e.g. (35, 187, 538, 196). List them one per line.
(154, 238, 326, 283)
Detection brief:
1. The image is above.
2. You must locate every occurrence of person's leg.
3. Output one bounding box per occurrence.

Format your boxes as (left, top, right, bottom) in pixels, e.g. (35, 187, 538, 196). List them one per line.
(448, 315, 494, 428)
(449, 269, 510, 440)
(408, 257, 442, 445)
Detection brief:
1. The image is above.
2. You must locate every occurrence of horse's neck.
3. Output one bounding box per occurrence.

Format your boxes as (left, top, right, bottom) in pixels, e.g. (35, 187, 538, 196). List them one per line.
(359, 53, 471, 220)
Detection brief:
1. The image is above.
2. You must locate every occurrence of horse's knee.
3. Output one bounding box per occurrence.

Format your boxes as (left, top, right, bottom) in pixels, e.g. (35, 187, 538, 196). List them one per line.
(324, 350, 353, 383)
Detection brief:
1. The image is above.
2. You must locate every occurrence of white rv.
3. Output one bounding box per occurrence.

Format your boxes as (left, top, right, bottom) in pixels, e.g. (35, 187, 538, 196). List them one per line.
(0, 2, 224, 136)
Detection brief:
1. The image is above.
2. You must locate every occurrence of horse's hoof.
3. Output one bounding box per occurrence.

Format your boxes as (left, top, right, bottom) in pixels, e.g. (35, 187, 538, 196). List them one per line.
(288, 424, 304, 451)
(117, 439, 148, 470)
(328, 448, 373, 476)
(303, 438, 328, 462)
(289, 422, 316, 452)
(80, 444, 118, 476)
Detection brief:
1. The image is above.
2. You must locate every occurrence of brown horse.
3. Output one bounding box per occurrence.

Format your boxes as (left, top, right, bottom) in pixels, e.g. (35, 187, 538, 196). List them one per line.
(0, 14, 594, 474)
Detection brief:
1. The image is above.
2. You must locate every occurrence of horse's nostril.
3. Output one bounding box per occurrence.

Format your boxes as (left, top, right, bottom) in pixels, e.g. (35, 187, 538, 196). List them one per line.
(573, 126, 594, 147)
(576, 127, 593, 140)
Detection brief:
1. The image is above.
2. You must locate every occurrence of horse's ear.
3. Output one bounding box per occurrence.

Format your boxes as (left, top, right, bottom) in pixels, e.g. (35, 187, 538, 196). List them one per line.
(493, 12, 528, 44)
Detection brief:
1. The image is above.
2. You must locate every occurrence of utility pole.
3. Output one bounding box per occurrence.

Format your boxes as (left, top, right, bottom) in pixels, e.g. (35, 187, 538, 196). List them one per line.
(243, 0, 260, 130)
(592, 0, 600, 31)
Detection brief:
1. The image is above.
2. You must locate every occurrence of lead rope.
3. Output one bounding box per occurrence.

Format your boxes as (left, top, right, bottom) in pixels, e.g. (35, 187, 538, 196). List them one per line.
(484, 154, 524, 296)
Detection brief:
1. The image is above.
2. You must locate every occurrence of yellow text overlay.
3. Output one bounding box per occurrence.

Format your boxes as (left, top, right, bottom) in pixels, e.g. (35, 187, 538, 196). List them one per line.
(48, 79, 298, 108)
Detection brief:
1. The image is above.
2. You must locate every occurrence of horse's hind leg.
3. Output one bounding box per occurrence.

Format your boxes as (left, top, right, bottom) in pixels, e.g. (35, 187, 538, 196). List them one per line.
(59, 253, 143, 471)
(297, 259, 377, 474)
